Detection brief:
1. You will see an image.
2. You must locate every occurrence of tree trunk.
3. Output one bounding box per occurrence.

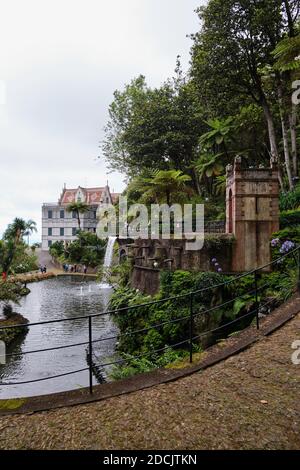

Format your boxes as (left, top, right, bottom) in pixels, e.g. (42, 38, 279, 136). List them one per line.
(77, 211, 81, 231)
(166, 191, 171, 206)
(278, 84, 294, 189)
(192, 168, 202, 196)
(290, 104, 298, 177)
(283, 0, 295, 37)
(280, 111, 294, 189)
(277, 167, 284, 192)
(261, 100, 279, 165)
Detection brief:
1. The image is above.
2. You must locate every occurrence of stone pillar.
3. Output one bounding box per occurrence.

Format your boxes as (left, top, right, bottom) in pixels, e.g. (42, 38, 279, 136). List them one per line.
(226, 157, 279, 271)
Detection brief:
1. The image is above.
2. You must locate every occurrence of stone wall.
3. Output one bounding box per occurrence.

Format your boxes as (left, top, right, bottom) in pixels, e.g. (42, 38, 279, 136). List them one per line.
(119, 235, 234, 295)
(131, 266, 160, 296)
(117, 157, 280, 295)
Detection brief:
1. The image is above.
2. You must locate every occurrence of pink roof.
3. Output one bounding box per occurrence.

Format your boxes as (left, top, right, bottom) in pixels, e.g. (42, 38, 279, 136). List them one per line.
(59, 187, 105, 205)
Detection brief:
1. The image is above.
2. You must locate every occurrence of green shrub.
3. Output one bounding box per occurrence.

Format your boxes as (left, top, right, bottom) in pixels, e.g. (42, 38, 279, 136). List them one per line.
(271, 226, 300, 250)
(49, 241, 64, 258)
(109, 257, 299, 379)
(12, 252, 38, 274)
(110, 348, 190, 380)
(280, 210, 300, 229)
(263, 269, 298, 302)
(110, 271, 227, 361)
(50, 232, 106, 267)
(0, 281, 23, 303)
(279, 184, 300, 211)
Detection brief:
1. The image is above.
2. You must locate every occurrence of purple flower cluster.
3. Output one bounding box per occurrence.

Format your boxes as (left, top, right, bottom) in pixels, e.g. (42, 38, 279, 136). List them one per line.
(211, 258, 222, 273)
(271, 238, 280, 248)
(271, 238, 295, 254)
(279, 240, 295, 254)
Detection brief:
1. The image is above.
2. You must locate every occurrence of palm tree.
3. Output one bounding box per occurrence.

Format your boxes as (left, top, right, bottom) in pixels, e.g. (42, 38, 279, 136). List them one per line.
(272, 35, 300, 72)
(138, 170, 193, 205)
(24, 220, 37, 245)
(66, 202, 89, 231)
(4, 218, 37, 246)
(4, 218, 25, 244)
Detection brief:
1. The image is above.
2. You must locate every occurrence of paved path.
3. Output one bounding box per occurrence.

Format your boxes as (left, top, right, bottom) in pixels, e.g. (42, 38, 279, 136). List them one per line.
(36, 249, 61, 273)
(0, 312, 299, 449)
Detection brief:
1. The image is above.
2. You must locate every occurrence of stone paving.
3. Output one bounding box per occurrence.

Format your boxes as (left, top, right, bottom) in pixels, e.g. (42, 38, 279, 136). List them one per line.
(0, 312, 299, 450)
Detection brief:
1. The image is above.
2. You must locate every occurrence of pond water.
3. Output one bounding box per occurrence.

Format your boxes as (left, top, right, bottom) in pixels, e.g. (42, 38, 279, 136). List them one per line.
(0, 276, 117, 398)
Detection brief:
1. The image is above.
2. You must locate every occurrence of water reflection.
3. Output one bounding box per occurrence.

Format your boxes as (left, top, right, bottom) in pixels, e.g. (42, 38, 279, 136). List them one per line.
(0, 276, 117, 398)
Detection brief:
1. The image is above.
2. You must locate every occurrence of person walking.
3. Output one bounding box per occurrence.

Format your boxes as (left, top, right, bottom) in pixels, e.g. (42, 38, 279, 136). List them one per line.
(83, 265, 87, 275)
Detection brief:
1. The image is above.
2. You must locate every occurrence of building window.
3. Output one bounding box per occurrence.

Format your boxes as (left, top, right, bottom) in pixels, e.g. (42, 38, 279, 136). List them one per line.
(48, 210, 53, 219)
(60, 228, 64, 236)
(48, 240, 52, 247)
(60, 210, 65, 219)
(94, 211, 97, 219)
(48, 228, 52, 236)
(72, 211, 77, 219)
(72, 227, 77, 236)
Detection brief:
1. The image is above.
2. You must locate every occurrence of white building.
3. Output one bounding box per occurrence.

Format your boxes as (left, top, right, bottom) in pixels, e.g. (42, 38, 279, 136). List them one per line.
(42, 184, 120, 250)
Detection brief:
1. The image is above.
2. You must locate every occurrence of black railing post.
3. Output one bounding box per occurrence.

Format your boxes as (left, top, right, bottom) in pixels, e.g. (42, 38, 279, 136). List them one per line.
(189, 293, 194, 363)
(88, 315, 93, 394)
(254, 270, 259, 330)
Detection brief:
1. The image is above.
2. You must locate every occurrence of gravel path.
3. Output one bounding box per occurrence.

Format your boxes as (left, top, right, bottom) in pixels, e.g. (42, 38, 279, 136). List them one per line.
(0, 313, 299, 450)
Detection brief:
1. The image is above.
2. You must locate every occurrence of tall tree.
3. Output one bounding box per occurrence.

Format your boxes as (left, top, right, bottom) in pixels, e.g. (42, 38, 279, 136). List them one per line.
(190, 0, 299, 189)
(102, 70, 205, 194)
(4, 218, 37, 246)
(24, 219, 37, 245)
(273, 31, 300, 177)
(137, 170, 193, 205)
(66, 202, 89, 231)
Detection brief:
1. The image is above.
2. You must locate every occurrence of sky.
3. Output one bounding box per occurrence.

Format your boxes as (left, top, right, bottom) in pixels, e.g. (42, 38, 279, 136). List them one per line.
(0, 0, 203, 242)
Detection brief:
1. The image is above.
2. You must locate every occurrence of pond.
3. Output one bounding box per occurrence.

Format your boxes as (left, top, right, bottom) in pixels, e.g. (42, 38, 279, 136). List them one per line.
(0, 276, 117, 398)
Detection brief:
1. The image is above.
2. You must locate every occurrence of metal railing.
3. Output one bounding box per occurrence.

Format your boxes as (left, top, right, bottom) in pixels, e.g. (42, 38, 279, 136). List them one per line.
(0, 246, 299, 394)
(204, 220, 225, 233)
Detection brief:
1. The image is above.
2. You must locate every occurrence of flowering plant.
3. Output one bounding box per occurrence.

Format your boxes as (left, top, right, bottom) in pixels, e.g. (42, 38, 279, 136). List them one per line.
(271, 238, 295, 254)
(279, 240, 295, 254)
(211, 258, 222, 273)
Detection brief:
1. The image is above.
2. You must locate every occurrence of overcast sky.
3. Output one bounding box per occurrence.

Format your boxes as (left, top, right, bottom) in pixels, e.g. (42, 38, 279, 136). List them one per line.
(0, 0, 203, 242)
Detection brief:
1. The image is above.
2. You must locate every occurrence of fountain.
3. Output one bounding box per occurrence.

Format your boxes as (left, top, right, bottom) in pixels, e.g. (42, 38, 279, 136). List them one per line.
(99, 236, 117, 289)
